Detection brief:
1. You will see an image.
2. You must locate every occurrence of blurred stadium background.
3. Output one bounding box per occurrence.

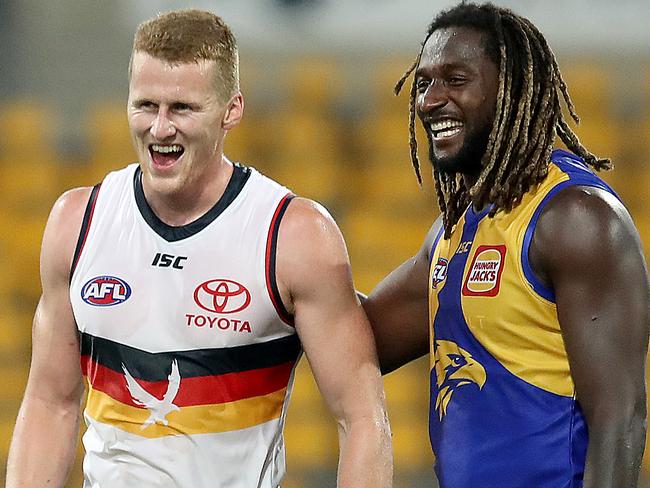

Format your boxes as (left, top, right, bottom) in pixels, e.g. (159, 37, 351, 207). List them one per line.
(0, 0, 649, 486)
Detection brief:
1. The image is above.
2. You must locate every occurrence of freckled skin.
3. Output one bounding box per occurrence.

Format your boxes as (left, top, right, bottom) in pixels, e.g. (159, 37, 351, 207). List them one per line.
(127, 52, 243, 225)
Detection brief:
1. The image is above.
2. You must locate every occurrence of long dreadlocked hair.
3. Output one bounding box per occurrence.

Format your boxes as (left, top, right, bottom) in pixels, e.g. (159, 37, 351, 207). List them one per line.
(395, 2, 611, 238)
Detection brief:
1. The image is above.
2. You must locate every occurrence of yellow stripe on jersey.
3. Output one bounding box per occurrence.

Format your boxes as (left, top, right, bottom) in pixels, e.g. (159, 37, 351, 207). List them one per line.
(430, 164, 576, 397)
(85, 386, 287, 438)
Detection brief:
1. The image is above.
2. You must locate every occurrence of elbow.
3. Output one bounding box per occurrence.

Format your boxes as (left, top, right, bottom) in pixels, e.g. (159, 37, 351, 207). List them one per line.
(584, 393, 647, 446)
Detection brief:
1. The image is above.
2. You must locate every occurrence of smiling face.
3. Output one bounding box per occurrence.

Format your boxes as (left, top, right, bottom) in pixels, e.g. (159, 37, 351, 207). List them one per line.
(415, 27, 499, 177)
(127, 51, 242, 198)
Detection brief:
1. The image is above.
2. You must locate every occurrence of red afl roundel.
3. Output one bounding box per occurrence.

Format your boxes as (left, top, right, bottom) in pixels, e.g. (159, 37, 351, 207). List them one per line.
(193, 279, 251, 314)
(81, 276, 131, 306)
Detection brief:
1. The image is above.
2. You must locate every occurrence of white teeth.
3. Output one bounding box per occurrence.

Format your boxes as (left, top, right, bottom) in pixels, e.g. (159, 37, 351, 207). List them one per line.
(429, 120, 463, 132)
(434, 127, 462, 139)
(151, 144, 183, 154)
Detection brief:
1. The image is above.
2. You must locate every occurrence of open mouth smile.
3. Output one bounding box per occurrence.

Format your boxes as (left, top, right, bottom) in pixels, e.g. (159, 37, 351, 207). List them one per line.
(149, 144, 185, 167)
(429, 120, 464, 141)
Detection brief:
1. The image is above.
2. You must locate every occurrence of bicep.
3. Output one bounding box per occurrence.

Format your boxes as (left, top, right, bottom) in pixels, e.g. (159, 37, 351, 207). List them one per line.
(26, 296, 83, 404)
(24, 189, 91, 404)
(277, 200, 385, 420)
(534, 187, 649, 416)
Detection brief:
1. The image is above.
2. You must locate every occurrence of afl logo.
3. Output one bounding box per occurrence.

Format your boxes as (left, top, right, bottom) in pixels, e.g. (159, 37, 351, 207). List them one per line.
(81, 276, 132, 306)
(193, 279, 251, 314)
(432, 258, 448, 289)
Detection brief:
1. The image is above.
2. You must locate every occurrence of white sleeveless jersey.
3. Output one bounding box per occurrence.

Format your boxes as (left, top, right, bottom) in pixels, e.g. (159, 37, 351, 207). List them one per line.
(69, 163, 301, 488)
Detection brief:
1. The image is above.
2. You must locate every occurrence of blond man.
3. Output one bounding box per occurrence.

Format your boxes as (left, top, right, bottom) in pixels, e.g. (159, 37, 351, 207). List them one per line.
(7, 9, 392, 488)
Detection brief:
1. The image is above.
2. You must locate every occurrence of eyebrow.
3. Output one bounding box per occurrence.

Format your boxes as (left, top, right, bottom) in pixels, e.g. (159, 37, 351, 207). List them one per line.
(131, 97, 154, 106)
(415, 61, 472, 78)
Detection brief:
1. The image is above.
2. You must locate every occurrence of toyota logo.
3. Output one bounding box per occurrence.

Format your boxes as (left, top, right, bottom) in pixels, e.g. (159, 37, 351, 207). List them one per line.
(193, 279, 251, 314)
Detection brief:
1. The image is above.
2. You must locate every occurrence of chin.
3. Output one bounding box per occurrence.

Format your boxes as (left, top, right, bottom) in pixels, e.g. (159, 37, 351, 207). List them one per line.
(432, 152, 463, 174)
(142, 169, 183, 195)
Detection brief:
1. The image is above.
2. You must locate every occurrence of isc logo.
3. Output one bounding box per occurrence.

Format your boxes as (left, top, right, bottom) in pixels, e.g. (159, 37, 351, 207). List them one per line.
(81, 276, 132, 306)
(151, 252, 187, 270)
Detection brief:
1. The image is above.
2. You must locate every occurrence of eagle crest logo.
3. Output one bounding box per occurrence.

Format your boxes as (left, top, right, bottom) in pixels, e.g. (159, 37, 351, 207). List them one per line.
(122, 360, 181, 429)
(434, 340, 487, 420)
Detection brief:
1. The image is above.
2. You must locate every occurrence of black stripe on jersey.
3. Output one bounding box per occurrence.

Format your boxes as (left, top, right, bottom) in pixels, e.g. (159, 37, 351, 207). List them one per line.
(80, 331, 301, 382)
(133, 163, 251, 242)
(70, 183, 101, 282)
(266, 195, 295, 326)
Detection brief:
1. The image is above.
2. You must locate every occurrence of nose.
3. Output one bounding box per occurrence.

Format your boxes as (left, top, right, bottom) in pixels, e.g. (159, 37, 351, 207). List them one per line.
(150, 107, 176, 140)
(418, 80, 448, 115)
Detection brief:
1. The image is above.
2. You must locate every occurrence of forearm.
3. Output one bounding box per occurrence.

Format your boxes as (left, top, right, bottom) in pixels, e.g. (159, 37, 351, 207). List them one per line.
(7, 395, 81, 488)
(583, 406, 646, 488)
(336, 415, 393, 488)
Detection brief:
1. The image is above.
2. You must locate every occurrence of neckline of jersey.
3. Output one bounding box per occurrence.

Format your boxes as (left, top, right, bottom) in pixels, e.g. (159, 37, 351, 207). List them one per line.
(132, 163, 252, 242)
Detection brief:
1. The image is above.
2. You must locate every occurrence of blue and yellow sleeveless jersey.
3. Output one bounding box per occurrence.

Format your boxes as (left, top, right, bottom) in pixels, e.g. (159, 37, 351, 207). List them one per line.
(428, 149, 617, 487)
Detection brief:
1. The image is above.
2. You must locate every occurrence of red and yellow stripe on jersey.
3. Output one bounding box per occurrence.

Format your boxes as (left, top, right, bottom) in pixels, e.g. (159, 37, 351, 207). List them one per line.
(81, 332, 301, 438)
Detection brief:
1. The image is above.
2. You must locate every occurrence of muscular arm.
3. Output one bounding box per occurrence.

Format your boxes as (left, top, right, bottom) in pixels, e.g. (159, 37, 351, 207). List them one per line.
(363, 216, 443, 374)
(277, 198, 393, 488)
(6, 188, 91, 488)
(531, 185, 649, 488)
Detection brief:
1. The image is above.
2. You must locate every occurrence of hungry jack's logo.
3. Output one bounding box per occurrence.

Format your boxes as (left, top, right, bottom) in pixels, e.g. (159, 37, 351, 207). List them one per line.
(433, 340, 487, 420)
(462, 245, 506, 297)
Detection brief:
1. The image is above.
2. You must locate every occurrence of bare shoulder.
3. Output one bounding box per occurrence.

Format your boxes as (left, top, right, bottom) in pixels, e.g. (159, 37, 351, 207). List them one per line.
(46, 187, 94, 243)
(42, 187, 95, 279)
(531, 184, 644, 281)
(279, 197, 342, 239)
(275, 197, 353, 311)
(421, 214, 444, 259)
(278, 197, 348, 263)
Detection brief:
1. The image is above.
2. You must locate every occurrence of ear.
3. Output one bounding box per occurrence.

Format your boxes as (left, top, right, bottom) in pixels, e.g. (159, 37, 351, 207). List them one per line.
(222, 92, 244, 130)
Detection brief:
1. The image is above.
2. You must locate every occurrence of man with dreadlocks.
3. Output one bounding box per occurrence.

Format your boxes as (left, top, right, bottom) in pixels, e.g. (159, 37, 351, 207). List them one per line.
(363, 2, 649, 487)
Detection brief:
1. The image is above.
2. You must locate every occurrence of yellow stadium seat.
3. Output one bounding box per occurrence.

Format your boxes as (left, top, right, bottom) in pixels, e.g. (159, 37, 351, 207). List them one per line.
(284, 421, 338, 470)
(0, 364, 28, 404)
(384, 359, 431, 473)
(350, 267, 392, 297)
(0, 416, 17, 465)
(344, 210, 433, 263)
(344, 208, 437, 294)
(289, 361, 325, 414)
(223, 110, 265, 169)
(285, 58, 343, 110)
(0, 308, 32, 357)
(84, 101, 138, 184)
(1, 213, 47, 303)
(569, 116, 623, 162)
(0, 101, 57, 160)
(384, 361, 430, 414)
(57, 160, 100, 191)
(560, 62, 611, 119)
(270, 112, 346, 207)
(372, 57, 416, 115)
(635, 214, 650, 266)
(0, 157, 60, 215)
(391, 418, 435, 471)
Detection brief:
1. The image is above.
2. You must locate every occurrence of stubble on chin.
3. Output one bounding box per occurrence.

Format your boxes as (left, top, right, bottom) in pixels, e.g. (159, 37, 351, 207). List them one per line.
(427, 125, 491, 177)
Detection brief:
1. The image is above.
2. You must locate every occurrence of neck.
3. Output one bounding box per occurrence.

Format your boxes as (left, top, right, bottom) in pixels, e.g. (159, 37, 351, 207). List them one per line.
(461, 168, 485, 213)
(462, 172, 479, 190)
(142, 156, 234, 227)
